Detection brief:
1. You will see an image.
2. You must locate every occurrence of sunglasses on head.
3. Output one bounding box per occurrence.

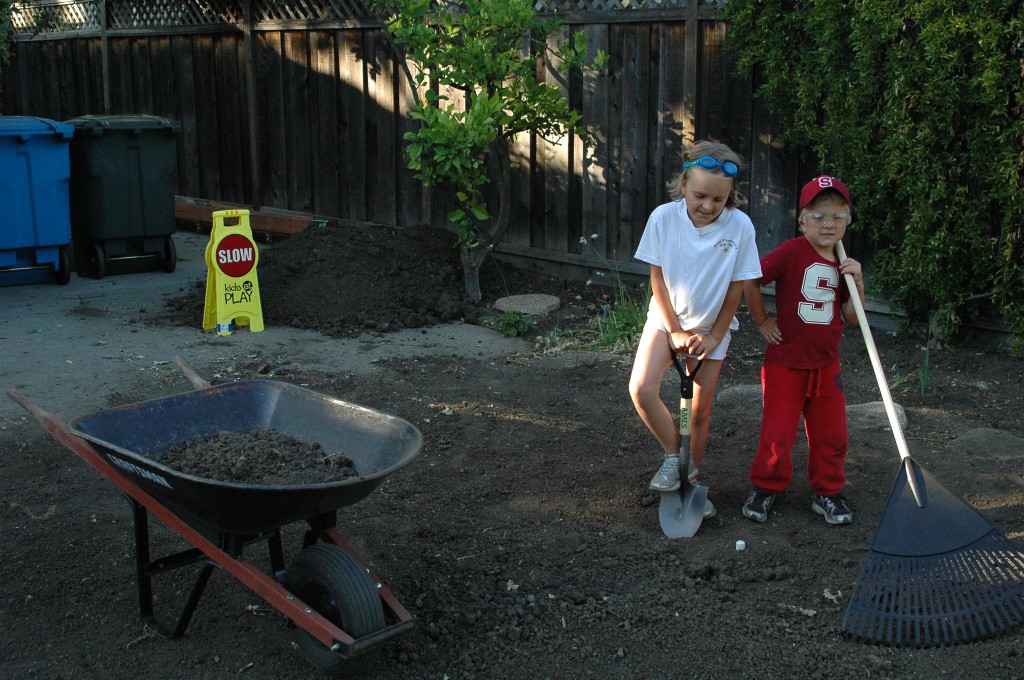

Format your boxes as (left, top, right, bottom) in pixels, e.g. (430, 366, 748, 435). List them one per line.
(683, 155, 739, 177)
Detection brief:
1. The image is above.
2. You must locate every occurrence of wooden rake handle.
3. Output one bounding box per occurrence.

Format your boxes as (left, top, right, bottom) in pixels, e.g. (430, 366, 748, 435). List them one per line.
(836, 241, 923, 505)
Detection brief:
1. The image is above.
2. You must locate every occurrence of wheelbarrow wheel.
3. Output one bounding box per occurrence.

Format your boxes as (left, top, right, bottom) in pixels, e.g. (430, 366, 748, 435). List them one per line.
(284, 543, 386, 678)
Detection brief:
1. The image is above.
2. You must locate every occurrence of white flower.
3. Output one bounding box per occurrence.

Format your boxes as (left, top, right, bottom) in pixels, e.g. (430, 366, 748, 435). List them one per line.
(590, 233, 598, 240)
(579, 236, 588, 245)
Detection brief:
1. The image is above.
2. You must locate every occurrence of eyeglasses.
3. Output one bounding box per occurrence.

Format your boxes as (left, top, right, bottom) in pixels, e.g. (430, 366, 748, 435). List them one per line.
(683, 155, 739, 177)
(805, 212, 851, 227)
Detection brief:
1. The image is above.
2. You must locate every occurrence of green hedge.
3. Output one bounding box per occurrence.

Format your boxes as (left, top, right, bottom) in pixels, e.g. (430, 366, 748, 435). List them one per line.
(721, 0, 1024, 348)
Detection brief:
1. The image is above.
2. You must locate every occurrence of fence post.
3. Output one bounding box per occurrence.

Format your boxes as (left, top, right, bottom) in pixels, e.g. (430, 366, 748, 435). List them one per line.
(100, 0, 109, 114)
(243, 0, 262, 211)
(681, 0, 699, 144)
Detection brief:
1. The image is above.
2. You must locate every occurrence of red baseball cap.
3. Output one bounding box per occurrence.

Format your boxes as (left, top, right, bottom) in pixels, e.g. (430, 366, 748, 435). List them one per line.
(799, 176, 851, 209)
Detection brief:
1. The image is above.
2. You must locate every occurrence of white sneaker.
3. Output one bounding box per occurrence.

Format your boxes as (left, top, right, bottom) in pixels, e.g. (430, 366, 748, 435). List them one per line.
(704, 498, 717, 519)
(649, 455, 681, 492)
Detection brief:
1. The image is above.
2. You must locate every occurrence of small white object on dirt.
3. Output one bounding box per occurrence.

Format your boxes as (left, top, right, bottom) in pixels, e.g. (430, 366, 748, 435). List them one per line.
(494, 294, 560, 315)
(736, 540, 746, 551)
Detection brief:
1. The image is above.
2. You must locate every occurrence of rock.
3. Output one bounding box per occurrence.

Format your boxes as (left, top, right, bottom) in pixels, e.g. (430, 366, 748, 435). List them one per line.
(715, 384, 762, 407)
(847, 401, 907, 431)
(948, 428, 1024, 461)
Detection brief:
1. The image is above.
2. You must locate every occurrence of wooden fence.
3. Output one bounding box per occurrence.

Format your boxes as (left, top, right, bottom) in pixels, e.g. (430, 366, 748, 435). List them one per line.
(2, 0, 840, 282)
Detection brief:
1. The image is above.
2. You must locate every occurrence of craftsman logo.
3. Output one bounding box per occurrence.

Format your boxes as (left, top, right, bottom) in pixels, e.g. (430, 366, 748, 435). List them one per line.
(216, 234, 256, 278)
(106, 454, 173, 489)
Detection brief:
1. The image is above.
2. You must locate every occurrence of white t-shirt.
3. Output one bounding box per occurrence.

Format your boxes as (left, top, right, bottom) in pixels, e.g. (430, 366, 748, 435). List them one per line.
(634, 200, 762, 332)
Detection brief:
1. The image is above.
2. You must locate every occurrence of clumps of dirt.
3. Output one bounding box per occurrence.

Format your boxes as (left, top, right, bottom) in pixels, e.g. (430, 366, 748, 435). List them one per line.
(153, 429, 358, 485)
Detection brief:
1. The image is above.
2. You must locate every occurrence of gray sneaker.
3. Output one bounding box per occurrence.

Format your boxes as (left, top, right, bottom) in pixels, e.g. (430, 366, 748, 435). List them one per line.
(649, 455, 681, 492)
(743, 489, 776, 523)
(704, 498, 717, 519)
(812, 494, 853, 525)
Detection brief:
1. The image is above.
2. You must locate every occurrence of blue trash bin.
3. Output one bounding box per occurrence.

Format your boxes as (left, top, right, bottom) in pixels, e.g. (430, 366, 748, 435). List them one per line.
(0, 116, 74, 286)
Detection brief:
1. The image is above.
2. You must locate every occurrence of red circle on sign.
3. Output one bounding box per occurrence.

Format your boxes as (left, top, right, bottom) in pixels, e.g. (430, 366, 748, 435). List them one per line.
(215, 233, 257, 278)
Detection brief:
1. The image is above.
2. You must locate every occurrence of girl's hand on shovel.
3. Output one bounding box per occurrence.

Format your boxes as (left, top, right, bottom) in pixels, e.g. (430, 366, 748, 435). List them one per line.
(668, 330, 690, 354)
(685, 331, 718, 359)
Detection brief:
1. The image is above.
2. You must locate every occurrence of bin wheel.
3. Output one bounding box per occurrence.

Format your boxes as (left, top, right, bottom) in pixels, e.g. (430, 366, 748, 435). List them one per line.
(162, 235, 177, 273)
(91, 242, 106, 280)
(55, 247, 71, 285)
(283, 543, 385, 678)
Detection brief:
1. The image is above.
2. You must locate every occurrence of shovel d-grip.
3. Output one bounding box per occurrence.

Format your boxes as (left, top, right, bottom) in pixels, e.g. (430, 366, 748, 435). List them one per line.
(671, 351, 702, 401)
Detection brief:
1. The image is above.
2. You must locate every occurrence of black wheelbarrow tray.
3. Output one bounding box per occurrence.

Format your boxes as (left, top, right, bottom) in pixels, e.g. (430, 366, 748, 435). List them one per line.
(7, 357, 422, 678)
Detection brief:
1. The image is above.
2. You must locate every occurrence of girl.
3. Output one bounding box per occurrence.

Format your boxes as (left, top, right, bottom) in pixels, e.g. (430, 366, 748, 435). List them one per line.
(629, 140, 762, 519)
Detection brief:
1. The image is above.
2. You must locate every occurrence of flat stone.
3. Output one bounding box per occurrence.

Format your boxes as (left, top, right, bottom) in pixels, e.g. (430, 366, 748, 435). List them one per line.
(948, 428, 1024, 461)
(847, 401, 908, 431)
(494, 294, 560, 315)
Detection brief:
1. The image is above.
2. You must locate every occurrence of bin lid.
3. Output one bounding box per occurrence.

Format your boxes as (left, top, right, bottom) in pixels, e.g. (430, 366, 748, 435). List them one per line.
(0, 116, 74, 140)
(65, 114, 181, 136)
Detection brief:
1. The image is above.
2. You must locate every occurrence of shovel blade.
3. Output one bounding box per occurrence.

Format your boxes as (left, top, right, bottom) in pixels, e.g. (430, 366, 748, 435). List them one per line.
(658, 481, 708, 539)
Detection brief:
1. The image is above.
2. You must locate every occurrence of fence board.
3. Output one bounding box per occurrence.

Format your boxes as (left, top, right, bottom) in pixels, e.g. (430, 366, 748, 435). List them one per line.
(363, 30, 396, 225)
(337, 29, 366, 221)
(580, 23, 610, 259)
(541, 27, 571, 256)
(616, 23, 649, 263)
(192, 34, 221, 197)
(256, 31, 288, 208)
(312, 30, 340, 217)
(171, 35, 200, 198)
(214, 35, 246, 203)
(284, 31, 313, 212)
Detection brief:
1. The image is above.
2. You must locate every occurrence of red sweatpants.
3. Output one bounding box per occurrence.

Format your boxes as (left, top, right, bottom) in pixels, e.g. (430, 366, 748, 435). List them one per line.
(749, 362, 847, 496)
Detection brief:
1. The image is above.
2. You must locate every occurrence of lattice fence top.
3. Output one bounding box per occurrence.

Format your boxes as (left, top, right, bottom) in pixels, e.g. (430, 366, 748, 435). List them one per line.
(535, 0, 686, 9)
(10, 0, 696, 36)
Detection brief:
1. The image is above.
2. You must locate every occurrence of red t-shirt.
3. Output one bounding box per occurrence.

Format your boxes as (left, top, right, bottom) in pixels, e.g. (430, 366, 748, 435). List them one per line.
(759, 237, 850, 369)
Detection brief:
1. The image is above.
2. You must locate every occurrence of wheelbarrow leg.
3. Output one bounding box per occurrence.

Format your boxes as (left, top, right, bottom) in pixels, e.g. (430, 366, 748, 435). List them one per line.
(129, 496, 215, 639)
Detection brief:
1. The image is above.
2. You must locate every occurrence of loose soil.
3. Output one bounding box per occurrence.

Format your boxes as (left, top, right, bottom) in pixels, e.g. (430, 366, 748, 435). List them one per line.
(4, 223, 1024, 680)
(153, 430, 357, 486)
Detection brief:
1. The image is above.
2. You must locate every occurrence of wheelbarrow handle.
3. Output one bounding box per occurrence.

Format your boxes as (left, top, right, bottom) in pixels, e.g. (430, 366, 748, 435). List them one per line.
(174, 355, 211, 389)
(7, 388, 93, 459)
(8, 388, 69, 434)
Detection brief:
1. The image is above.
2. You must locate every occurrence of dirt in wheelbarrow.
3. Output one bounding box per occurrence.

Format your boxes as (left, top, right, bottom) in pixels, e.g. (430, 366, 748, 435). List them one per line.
(153, 429, 359, 486)
(4, 223, 1024, 680)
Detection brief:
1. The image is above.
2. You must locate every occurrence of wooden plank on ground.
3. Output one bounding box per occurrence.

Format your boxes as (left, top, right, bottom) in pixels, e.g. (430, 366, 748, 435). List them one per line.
(175, 195, 383, 235)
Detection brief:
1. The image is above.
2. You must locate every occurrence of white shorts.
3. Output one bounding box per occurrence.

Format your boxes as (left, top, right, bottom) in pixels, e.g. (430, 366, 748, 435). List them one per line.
(644, 315, 732, 361)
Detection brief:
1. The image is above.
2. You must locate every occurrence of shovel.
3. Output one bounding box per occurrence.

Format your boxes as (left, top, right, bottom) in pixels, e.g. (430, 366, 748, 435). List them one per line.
(658, 350, 708, 539)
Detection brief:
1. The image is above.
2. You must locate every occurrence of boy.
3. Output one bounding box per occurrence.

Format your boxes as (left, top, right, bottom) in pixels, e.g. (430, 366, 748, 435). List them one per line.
(741, 176, 864, 525)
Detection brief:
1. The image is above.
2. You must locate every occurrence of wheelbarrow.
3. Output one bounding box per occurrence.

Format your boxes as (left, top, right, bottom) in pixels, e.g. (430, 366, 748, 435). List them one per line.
(7, 357, 422, 678)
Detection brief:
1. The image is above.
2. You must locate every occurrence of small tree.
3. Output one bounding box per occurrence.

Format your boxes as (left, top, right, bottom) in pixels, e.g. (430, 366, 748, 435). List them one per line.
(369, 0, 606, 301)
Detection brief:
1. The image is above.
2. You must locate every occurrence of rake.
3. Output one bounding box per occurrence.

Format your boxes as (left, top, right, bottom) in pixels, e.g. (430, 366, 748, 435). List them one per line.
(836, 240, 1024, 647)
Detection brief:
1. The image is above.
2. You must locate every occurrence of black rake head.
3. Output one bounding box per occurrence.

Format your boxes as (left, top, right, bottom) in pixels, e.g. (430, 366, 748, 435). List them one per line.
(842, 458, 1024, 647)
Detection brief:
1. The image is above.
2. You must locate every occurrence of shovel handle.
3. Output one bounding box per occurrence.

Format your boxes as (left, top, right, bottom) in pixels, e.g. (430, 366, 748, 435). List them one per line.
(836, 241, 923, 505)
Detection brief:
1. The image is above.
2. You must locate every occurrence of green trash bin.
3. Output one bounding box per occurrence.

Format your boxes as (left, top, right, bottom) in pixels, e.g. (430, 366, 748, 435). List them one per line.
(66, 114, 181, 278)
